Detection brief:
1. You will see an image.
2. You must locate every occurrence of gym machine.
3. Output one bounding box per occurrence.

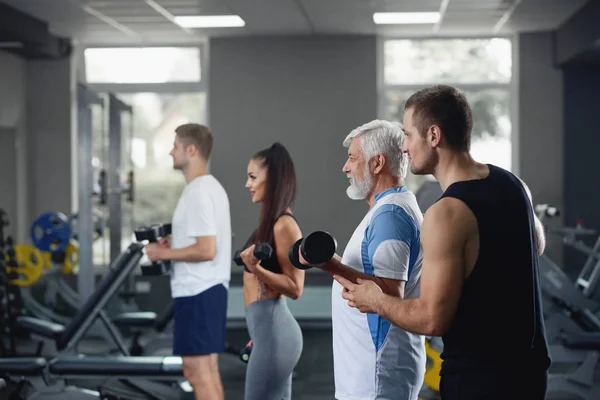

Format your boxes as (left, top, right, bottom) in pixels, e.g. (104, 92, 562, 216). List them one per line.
(7, 242, 193, 399)
(0, 210, 24, 357)
(534, 204, 600, 341)
(0, 355, 189, 399)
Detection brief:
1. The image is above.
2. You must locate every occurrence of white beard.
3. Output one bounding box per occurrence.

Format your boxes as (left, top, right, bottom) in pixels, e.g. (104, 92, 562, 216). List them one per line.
(346, 166, 373, 200)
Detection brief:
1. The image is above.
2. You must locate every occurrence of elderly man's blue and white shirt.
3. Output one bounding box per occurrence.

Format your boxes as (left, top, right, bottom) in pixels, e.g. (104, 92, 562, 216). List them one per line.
(332, 187, 426, 400)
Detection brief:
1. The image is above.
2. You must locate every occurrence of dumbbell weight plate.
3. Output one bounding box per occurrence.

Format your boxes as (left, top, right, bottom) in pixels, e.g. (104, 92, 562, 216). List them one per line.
(6, 244, 45, 287)
(289, 239, 312, 270)
(30, 212, 72, 253)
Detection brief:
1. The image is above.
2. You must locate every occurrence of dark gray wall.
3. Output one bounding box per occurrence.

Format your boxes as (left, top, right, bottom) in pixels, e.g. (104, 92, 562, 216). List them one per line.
(563, 65, 600, 275)
(208, 35, 378, 257)
(0, 51, 28, 241)
(26, 59, 75, 228)
(514, 32, 565, 263)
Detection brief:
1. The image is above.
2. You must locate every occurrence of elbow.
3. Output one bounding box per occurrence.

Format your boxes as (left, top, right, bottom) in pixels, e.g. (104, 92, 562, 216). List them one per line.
(425, 323, 447, 337)
(289, 286, 303, 300)
(206, 248, 217, 261)
(196, 246, 216, 262)
(424, 312, 451, 336)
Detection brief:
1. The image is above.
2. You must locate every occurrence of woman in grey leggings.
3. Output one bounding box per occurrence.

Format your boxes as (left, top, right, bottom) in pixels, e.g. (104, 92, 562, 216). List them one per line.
(239, 143, 305, 400)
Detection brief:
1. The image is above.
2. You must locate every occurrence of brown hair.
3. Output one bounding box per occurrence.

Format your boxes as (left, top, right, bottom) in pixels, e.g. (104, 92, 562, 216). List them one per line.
(175, 123, 214, 160)
(404, 85, 473, 152)
(252, 142, 297, 246)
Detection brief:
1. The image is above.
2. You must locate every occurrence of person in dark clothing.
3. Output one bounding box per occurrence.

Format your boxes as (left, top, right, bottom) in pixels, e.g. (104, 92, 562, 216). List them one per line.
(333, 85, 551, 400)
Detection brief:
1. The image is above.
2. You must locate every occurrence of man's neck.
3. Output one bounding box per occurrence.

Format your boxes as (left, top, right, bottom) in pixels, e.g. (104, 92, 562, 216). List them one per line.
(432, 151, 481, 192)
(366, 175, 402, 208)
(183, 163, 208, 183)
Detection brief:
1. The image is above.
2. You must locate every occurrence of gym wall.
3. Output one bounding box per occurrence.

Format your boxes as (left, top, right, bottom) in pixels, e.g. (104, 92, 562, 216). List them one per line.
(0, 51, 28, 243)
(209, 35, 377, 261)
(514, 31, 565, 264)
(208, 35, 377, 320)
(25, 58, 75, 235)
(563, 65, 600, 273)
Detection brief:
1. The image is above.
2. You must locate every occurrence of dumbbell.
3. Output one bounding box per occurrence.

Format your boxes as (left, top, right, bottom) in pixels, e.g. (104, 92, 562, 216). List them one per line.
(135, 223, 172, 275)
(240, 341, 252, 363)
(289, 231, 337, 270)
(233, 243, 273, 272)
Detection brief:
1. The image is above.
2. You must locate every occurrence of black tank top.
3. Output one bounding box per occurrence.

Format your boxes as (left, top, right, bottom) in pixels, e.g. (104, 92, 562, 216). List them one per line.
(243, 212, 297, 274)
(438, 164, 551, 374)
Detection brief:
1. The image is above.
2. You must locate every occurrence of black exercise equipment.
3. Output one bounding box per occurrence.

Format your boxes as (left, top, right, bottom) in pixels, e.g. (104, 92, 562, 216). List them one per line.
(0, 210, 26, 357)
(0, 355, 190, 399)
(14, 243, 144, 356)
(289, 231, 338, 270)
(546, 331, 600, 400)
(233, 242, 273, 272)
(8, 243, 193, 399)
(134, 223, 172, 275)
(534, 204, 600, 342)
(112, 303, 174, 356)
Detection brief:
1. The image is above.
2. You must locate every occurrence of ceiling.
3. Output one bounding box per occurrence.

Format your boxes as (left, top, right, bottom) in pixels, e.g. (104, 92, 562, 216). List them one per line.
(0, 0, 590, 46)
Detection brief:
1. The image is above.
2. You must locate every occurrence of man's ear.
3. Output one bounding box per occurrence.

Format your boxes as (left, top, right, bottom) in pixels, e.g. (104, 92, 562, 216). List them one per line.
(185, 144, 198, 157)
(429, 125, 442, 148)
(372, 154, 386, 175)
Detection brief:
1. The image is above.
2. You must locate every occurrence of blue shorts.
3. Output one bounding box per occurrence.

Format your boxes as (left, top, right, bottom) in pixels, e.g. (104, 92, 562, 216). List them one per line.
(172, 284, 228, 356)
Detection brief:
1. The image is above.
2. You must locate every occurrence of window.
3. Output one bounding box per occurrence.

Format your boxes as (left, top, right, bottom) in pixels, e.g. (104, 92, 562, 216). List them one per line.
(116, 92, 207, 228)
(383, 38, 511, 85)
(85, 47, 201, 84)
(381, 38, 513, 192)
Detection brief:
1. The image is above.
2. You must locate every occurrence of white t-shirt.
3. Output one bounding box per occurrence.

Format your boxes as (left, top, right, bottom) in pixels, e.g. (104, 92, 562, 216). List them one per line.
(170, 174, 232, 298)
(332, 187, 426, 400)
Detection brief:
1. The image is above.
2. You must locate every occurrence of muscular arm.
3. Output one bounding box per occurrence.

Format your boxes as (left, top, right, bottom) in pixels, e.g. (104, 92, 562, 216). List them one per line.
(163, 236, 216, 262)
(369, 199, 472, 336)
(253, 216, 305, 299)
(517, 177, 546, 255)
(320, 258, 405, 298)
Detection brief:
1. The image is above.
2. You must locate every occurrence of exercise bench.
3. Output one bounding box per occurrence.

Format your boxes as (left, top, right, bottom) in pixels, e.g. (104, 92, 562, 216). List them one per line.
(0, 355, 190, 399)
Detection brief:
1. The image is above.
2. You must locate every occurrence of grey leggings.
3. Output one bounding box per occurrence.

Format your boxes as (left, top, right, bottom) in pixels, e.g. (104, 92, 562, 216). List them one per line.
(244, 297, 303, 400)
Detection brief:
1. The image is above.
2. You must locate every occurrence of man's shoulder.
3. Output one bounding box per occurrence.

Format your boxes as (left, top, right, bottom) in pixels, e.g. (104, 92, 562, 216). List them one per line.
(370, 196, 422, 227)
(186, 175, 228, 196)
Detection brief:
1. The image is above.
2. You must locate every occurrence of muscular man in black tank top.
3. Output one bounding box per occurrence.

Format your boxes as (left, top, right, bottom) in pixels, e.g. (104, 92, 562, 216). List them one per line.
(334, 85, 551, 400)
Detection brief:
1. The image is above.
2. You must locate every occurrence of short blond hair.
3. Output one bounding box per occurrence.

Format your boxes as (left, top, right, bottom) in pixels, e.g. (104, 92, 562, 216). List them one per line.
(175, 123, 213, 160)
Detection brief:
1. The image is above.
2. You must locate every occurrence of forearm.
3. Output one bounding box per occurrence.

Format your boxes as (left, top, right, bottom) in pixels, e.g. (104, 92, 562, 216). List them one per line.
(254, 265, 302, 299)
(375, 295, 436, 335)
(164, 244, 215, 263)
(320, 258, 401, 297)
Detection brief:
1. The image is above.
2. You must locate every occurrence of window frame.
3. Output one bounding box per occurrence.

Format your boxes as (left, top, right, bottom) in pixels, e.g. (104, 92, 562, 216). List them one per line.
(83, 43, 207, 93)
(377, 36, 516, 176)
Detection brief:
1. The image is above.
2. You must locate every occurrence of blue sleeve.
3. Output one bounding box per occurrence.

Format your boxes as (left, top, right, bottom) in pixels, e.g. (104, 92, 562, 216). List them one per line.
(364, 204, 418, 281)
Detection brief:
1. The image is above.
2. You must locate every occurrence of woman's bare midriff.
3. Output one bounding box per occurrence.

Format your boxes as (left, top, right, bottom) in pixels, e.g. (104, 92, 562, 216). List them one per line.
(243, 270, 283, 306)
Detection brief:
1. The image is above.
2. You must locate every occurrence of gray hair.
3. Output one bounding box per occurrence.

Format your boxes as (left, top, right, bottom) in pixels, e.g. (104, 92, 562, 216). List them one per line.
(342, 119, 408, 179)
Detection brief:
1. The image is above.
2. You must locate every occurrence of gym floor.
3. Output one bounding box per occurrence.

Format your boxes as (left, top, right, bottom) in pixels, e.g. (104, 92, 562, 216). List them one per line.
(8, 327, 441, 400)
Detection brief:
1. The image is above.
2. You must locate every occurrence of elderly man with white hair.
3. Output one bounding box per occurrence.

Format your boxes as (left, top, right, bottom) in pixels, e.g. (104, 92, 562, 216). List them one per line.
(307, 119, 426, 400)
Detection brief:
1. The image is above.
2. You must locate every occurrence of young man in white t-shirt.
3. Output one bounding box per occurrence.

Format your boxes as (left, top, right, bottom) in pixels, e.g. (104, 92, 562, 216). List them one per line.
(146, 123, 231, 400)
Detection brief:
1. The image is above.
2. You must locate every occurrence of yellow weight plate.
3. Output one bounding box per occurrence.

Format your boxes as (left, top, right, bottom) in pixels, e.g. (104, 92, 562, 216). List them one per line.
(61, 240, 79, 275)
(424, 338, 442, 392)
(5, 244, 45, 287)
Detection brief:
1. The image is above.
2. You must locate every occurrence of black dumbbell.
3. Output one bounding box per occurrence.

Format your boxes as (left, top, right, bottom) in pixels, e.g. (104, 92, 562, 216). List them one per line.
(289, 231, 337, 270)
(135, 223, 172, 276)
(233, 243, 273, 272)
(240, 342, 252, 363)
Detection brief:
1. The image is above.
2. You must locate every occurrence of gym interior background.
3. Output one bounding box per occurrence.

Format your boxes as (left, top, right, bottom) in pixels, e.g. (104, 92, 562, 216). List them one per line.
(1, 0, 600, 399)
